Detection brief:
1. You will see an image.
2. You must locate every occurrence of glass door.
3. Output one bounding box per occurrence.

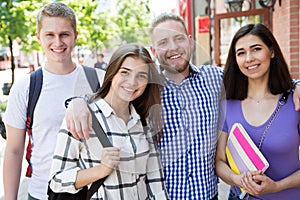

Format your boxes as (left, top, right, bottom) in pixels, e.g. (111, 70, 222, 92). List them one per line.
(214, 8, 270, 66)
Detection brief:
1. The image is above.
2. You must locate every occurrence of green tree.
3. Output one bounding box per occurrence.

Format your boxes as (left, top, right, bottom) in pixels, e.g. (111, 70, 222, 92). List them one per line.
(115, 0, 151, 45)
(0, 0, 41, 84)
(0, 0, 111, 85)
(0, 0, 154, 89)
(65, 0, 118, 52)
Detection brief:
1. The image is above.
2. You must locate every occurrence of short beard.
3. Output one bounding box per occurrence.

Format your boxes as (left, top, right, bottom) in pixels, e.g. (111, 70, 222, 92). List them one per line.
(160, 63, 188, 74)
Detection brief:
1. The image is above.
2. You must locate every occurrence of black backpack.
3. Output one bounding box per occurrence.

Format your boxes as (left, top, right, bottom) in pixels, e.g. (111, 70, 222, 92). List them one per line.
(18, 66, 100, 177)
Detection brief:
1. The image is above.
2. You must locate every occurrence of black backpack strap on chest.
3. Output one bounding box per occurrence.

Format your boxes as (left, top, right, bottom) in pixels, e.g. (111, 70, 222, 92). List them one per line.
(83, 66, 100, 92)
(25, 67, 43, 177)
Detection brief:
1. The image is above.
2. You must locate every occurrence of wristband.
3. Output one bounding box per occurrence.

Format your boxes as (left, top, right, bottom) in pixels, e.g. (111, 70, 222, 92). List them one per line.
(292, 79, 300, 89)
(65, 94, 90, 108)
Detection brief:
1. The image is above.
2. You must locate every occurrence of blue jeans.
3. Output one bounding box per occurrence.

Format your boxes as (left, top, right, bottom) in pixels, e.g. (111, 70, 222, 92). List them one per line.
(211, 193, 218, 200)
(228, 190, 241, 200)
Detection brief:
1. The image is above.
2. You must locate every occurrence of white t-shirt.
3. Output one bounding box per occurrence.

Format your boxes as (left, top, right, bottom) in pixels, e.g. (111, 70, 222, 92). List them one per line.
(4, 64, 104, 199)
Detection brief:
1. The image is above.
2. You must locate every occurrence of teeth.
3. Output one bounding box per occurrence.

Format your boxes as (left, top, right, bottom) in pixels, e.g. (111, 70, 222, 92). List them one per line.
(124, 88, 135, 92)
(248, 65, 258, 70)
(170, 55, 180, 59)
(52, 49, 64, 53)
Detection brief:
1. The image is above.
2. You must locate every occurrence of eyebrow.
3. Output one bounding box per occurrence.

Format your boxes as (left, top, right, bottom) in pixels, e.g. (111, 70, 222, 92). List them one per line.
(235, 43, 262, 53)
(157, 33, 185, 42)
(120, 66, 130, 70)
(157, 38, 167, 44)
(120, 66, 148, 75)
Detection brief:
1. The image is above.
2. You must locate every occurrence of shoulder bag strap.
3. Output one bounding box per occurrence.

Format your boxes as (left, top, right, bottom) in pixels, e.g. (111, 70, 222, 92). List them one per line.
(88, 105, 112, 148)
(258, 91, 289, 149)
(86, 105, 112, 199)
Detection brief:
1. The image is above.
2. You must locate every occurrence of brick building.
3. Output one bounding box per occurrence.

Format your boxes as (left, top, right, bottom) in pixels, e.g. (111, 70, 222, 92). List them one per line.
(178, 0, 300, 78)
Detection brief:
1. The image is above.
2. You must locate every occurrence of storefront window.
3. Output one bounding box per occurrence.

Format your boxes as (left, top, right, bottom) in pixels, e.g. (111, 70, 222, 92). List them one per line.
(220, 15, 264, 66)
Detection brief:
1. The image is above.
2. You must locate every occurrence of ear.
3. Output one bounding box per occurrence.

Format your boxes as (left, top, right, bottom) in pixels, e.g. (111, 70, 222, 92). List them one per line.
(74, 31, 78, 42)
(188, 35, 194, 50)
(150, 46, 157, 58)
(270, 47, 275, 58)
(36, 32, 42, 44)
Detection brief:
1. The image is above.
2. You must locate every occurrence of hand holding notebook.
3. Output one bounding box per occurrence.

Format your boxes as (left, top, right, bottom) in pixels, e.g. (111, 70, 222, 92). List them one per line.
(226, 123, 269, 199)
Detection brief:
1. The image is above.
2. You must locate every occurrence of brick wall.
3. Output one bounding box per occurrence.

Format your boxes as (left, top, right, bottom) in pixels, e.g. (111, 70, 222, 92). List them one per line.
(273, 0, 300, 78)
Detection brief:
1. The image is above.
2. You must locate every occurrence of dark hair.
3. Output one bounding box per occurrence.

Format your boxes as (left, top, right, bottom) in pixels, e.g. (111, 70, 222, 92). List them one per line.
(223, 23, 292, 100)
(97, 53, 104, 57)
(91, 43, 163, 140)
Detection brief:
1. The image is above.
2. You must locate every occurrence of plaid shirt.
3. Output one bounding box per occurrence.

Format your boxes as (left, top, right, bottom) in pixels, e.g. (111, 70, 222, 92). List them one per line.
(49, 99, 169, 200)
(158, 64, 223, 200)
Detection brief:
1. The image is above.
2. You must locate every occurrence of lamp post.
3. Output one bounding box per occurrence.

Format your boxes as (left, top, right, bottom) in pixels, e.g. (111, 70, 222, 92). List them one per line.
(224, 0, 244, 12)
(224, 0, 245, 24)
(259, 0, 281, 11)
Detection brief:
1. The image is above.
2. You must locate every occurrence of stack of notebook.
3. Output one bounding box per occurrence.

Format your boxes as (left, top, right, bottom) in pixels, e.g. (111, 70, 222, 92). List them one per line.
(226, 123, 269, 199)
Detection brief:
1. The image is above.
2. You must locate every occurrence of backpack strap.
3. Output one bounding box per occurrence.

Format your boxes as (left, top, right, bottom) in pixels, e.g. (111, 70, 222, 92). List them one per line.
(82, 66, 100, 93)
(26, 68, 43, 129)
(24, 66, 99, 177)
(25, 67, 43, 177)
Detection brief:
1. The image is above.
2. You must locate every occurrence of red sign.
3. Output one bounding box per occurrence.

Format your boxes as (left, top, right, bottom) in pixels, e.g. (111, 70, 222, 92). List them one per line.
(198, 16, 210, 33)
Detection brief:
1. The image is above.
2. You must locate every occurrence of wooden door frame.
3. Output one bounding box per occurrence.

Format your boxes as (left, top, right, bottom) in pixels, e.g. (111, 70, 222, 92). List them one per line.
(214, 8, 270, 66)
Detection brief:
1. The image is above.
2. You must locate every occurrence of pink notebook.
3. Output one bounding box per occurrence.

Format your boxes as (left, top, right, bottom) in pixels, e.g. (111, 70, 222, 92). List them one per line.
(226, 123, 269, 199)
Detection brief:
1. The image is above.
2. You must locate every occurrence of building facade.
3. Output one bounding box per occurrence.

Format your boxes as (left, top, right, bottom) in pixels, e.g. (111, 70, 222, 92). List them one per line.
(178, 0, 300, 78)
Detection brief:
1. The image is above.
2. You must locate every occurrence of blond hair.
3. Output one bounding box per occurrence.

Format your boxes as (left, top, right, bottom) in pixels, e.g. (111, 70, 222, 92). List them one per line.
(36, 2, 76, 33)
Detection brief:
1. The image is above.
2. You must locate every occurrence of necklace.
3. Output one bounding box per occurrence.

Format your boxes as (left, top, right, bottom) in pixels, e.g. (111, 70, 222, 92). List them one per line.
(247, 94, 268, 104)
(248, 97, 263, 104)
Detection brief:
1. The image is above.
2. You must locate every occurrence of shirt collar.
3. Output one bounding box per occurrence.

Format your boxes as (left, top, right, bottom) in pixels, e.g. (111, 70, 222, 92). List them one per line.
(93, 98, 140, 122)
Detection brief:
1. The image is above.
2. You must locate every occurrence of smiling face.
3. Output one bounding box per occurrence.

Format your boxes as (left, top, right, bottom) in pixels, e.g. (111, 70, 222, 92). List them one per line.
(36, 16, 78, 65)
(108, 56, 149, 104)
(150, 20, 193, 75)
(235, 34, 274, 81)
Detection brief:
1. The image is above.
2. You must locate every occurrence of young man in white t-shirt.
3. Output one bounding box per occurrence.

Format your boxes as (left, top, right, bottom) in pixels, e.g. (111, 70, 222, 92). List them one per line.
(2, 2, 104, 199)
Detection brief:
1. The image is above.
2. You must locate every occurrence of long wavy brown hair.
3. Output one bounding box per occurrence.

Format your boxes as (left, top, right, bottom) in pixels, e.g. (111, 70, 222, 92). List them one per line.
(90, 43, 164, 142)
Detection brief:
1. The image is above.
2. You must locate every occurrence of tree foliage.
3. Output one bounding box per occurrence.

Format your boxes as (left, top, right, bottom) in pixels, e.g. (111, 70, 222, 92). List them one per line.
(71, 0, 119, 52)
(0, 0, 153, 84)
(0, 0, 43, 51)
(1, 0, 153, 53)
(115, 0, 151, 45)
(0, 0, 42, 83)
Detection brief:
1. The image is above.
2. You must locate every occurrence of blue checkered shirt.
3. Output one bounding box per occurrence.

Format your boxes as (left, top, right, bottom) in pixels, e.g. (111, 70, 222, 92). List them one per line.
(158, 64, 223, 200)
